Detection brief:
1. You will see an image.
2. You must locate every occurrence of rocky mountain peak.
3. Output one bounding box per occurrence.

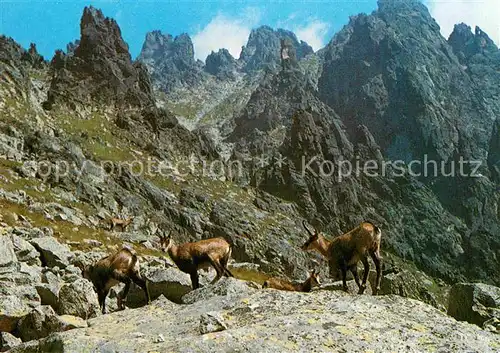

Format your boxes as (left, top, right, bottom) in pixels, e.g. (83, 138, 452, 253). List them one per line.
(449, 23, 498, 62)
(205, 48, 237, 79)
(76, 6, 130, 59)
(239, 26, 313, 72)
(44, 6, 154, 109)
(66, 39, 80, 56)
(0, 37, 43, 68)
(0, 35, 26, 64)
(138, 31, 202, 92)
(139, 31, 195, 65)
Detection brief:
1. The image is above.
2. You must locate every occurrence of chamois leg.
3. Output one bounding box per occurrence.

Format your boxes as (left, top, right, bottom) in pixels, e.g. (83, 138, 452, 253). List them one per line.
(359, 256, 370, 294)
(340, 262, 348, 292)
(98, 290, 108, 314)
(350, 265, 364, 294)
(118, 280, 131, 310)
(111, 270, 131, 310)
(223, 266, 234, 278)
(131, 272, 151, 305)
(220, 251, 234, 277)
(370, 250, 382, 295)
(190, 271, 200, 289)
(208, 258, 224, 284)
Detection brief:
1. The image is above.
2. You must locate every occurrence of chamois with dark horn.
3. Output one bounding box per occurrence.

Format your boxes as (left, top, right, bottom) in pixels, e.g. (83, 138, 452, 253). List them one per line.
(301, 220, 382, 295)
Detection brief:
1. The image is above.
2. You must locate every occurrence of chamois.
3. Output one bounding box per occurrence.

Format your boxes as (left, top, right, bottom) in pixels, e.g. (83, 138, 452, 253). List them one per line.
(81, 247, 150, 314)
(262, 269, 321, 292)
(109, 217, 134, 232)
(158, 233, 234, 289)
(301, 220, 382, 295)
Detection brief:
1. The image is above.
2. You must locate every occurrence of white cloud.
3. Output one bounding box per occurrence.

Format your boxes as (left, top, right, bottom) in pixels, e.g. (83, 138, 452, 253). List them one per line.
(192, 9, 261, 61)
(426, 0, 500, 46)
(294, 20, 330, 51)
(276, 13, 298, 29)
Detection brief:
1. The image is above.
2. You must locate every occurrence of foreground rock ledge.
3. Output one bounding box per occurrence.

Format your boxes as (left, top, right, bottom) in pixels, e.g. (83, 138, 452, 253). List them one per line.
(11, 279, 500, 353)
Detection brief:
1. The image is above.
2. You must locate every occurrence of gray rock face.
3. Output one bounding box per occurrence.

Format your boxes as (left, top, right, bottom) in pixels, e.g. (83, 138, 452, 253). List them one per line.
(35, 283, 59, 310)
(10, 287, 500, 352)
(10, 235, 41, 266)
(29, 237, 72, 268)
(57, 279, 100, 319)
(448, 23, 500, 122)
(205, 49, 238, 80)
(448, 283, 500, 328)
(315, 1, 500, 282)
(0, 295, 30, 332)
(448, 23, 500, 183)
(0, 235, 17, 268)
(35, 271, 62, 309)
(489, 118, 500, 182)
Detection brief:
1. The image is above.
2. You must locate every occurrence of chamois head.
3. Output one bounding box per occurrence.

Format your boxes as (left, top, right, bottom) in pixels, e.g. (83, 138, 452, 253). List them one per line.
(308, 269, 321, 287)
(158, 232, 172, 253)
(301, 220, 321, 251)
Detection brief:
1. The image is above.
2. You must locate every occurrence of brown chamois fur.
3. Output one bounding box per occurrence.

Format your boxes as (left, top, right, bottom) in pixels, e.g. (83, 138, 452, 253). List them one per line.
(109, 217, 134, 232)
(301, 220, 382, 295)
(81, 247, 150, 314)
(262, 269, 321, 292)
(158, 233, 234, 289)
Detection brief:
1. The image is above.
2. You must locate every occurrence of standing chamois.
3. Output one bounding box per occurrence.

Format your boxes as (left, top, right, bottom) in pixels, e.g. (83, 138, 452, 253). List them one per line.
(262, 269, 321, 292)
(158, 233, 234, 289)
(81, 247, 150, 314)
(301, 220, 382, 295)
(109, 217, 134, 232)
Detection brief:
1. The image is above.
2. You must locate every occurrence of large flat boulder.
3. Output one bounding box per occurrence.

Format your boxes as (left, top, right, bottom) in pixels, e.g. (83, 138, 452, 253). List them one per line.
(10, 287, 499, 352)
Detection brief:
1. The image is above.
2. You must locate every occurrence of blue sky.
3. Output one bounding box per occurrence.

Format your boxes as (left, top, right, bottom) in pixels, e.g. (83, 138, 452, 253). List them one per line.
(0, 1, 498, 61)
